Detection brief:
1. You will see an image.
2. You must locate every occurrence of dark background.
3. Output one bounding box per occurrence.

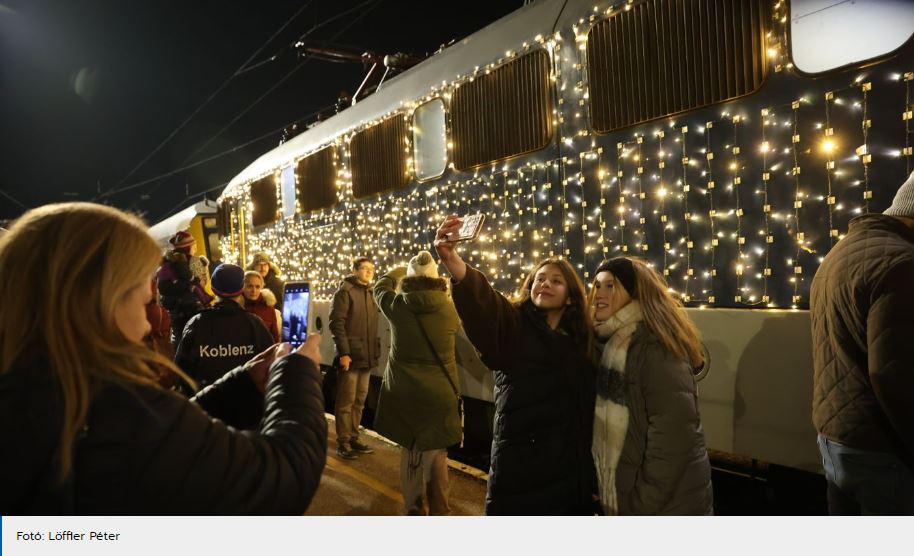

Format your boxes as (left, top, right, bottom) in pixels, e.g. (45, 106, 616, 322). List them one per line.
(0, 0, 521, 224)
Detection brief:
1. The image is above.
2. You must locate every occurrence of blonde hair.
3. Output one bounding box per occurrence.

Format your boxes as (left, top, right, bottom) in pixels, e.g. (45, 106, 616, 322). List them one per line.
(592, 257, 704, 368)
(243, 270, 264, 284)
(0, 203, 192, 481)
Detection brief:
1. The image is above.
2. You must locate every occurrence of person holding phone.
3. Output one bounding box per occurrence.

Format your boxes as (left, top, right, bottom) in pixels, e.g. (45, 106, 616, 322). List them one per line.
(329, 256, 381, 460)
(434, 215, 598, 515)
(0, 203, 327, 514)
(589, 257, 712, 515)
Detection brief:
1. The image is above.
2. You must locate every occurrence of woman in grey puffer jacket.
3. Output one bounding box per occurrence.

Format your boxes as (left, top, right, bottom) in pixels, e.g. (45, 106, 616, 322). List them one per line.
(589, 257, 713, 515)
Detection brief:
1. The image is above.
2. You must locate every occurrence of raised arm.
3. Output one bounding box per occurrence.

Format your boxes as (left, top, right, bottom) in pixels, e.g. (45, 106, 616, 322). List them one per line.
(373, 266, 407, 318)
(136, 338, 328, 514)
(434, 216, 521, 368)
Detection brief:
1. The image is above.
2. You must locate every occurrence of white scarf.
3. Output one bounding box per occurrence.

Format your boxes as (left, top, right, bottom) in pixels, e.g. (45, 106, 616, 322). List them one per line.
(592, 300, 643, 515)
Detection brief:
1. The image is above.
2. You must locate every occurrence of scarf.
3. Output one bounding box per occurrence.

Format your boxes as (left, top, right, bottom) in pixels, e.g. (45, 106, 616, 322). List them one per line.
(592, 300, 643, 515)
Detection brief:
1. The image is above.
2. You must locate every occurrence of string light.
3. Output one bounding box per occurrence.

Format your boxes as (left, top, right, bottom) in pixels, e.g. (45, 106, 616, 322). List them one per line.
(215, 0, 911, 310)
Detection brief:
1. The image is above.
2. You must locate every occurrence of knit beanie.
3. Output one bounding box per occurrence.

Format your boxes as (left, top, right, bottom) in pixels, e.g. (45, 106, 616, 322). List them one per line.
(594, 257, 638, 298)
(884, 170, 914, 217)
(169, 230, 195, 253)
(407, 250, 439, 278)
(250, 252, 271, 266)
(210, 264, 245, 298)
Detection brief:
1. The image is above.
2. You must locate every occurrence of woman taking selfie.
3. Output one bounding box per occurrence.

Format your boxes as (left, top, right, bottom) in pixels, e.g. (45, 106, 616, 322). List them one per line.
(589, 257, 713, 515)
(0, 203, 327, 514)
(434, 215, 597, 515)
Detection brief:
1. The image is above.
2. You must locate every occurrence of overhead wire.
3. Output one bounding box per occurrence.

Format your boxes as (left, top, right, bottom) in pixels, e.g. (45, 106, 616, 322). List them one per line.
(129, 0, 385, 217)
(100, 102, 336, 198)
(179, 0, 383, 166)
(95, 0, 316, 200)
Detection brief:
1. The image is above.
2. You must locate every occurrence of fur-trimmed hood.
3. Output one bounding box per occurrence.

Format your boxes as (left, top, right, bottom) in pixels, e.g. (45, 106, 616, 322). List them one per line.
(400, 275, 448, 293)
(260, 287, 277, 308)
(246, 254, 282, 279)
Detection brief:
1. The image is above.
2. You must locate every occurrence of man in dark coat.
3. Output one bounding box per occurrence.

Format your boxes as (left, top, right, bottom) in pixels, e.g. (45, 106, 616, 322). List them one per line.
(248, 252, 285, 313)
(810, 170, 914, 515)
(329, 256, 381, 459)
(175, 264, 274, 390)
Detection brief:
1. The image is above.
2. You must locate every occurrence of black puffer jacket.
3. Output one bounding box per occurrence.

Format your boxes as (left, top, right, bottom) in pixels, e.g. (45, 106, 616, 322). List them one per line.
(0, 354, 327, 514)
(811, 214, 914, 466)
(175, 300, 274, 388)
(452, 266, 597, 515)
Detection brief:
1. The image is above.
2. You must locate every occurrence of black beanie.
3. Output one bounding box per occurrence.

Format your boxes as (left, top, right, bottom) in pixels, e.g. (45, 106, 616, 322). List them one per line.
(594, 257, 638, 298)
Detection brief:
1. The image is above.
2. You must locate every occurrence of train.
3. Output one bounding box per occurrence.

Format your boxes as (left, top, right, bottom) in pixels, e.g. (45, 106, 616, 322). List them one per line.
(153, 0, 914, 476)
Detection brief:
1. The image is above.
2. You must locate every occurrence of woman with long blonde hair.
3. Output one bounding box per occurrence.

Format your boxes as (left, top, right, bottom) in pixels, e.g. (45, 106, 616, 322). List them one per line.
(435, 215, 597, 515)
(589, 256, 712, 515)
(0, 203, 327, 514)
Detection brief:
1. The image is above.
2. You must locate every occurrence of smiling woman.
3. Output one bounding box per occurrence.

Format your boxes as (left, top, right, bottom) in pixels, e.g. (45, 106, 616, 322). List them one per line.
(433, 215, 598, 515)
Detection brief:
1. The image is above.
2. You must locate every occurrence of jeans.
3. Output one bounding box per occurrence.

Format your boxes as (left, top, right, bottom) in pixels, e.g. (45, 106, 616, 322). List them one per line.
(334, 367, 373, 447)
(817, 434, 914, 515)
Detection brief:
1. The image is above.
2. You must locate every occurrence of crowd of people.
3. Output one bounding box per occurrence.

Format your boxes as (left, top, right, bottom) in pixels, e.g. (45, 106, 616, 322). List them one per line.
(1, 170, 913, 516)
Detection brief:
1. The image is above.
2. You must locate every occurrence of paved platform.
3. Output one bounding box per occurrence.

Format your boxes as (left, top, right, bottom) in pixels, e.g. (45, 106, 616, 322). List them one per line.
(305, 415, 488, 516)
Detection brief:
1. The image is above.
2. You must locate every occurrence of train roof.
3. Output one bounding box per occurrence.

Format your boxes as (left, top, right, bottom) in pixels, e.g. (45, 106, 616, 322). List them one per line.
(147, 199, 218, 247)
(220, 0, 570, 199)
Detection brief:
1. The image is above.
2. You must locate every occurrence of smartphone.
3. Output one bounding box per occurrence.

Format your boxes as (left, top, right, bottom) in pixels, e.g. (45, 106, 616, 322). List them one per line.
(281, 281, 311, 348)
(449, 213, 486, 242)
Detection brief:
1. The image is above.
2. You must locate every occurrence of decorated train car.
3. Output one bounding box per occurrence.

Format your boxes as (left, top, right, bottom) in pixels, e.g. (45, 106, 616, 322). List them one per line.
(215, 0, 914, 475)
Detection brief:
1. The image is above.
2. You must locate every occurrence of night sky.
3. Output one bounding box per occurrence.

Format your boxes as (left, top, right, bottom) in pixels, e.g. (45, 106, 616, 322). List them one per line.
(0, 0, 521, 225)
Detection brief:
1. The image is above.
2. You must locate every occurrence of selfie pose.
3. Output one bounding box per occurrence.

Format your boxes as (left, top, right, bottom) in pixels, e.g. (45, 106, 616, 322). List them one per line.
(435, 215, 597, 515)
(589, 257, 712, 515)
(373, 251, 463, 515)
(0, 203, 327, 514)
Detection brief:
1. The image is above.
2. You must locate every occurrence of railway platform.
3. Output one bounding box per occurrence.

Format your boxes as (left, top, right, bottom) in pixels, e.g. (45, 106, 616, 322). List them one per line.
(305, 415, 488, 516)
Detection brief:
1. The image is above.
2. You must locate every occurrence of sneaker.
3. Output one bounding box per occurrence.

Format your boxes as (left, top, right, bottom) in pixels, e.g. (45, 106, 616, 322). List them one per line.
(349, 440, 374, 454)
(337, 444, 359, 460)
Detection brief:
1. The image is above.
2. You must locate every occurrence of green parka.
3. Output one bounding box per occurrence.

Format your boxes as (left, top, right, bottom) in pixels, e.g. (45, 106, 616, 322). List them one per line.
(373, 268, 463, 451)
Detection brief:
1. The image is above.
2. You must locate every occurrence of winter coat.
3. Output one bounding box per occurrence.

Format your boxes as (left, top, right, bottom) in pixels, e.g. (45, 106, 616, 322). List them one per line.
(175, 299, 274, 388)
(329, 275, 381, 370)
(145, 299, 174, 360)
(451, 265, 597, 515)
(0, 352, 327, 514)
(811, 214, 914, 466)
(245, 258, 285, 312)
(156, 253, 206, 343)
(245, 288, 281, 343)
(609, 323, 713, 515)
(373, 268, 462, 451)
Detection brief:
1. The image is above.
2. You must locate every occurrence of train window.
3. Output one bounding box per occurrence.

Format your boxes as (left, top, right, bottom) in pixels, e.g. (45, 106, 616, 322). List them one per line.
(587, 0, 770, 133)
(250, 175, 278, 228)
(450, 49, 553, 170)
(412, 99, 447, 181)
(790, 0, 914, 74)
(350, 115, 409, 199)
(217, 200, 232, 237)
(280, 166, 296, 218)
(207, 232, 222, 264)
(295, 146, 338, 212)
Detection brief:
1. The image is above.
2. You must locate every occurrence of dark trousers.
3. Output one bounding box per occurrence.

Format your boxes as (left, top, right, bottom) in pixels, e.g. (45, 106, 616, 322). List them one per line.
(818, 434, 914, 515)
